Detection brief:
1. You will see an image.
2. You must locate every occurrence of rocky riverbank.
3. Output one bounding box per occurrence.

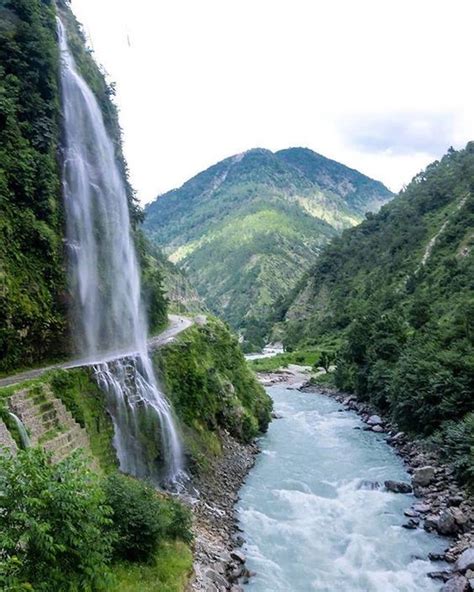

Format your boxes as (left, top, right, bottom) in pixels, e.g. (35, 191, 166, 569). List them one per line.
(292, 380, 474, 592)
(186, 431, 259, 592)
(187, 369, 474, 592)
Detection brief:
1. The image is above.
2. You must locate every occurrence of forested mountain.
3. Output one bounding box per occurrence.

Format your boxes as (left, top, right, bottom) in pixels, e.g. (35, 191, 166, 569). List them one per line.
(0, 0, 167, 371)
(280, 144, 474, 483)
(143, 147, 392, 348)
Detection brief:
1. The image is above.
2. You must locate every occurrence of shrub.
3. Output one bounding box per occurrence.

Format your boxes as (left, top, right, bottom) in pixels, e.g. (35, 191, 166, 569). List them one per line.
(105, 474, 167, 562)
(434, 413, 474, 487)
(161, 498, 193, 544)
(0, 448, 113, 591)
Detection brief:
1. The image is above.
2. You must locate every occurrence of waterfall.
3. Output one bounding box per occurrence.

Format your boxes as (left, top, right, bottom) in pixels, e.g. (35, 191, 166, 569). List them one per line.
(9, 413, 30, 449)
(57, 19, 184, 485)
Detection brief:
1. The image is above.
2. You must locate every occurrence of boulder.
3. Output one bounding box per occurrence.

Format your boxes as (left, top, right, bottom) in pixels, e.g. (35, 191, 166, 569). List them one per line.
(441, 575, 469, 592)
(384, 480, 413, 494)
(413, 502, 431, 513)
(205, 568, 228, 588)
(372, 425, 384, 433)
(367, 415, 383, 426)
(451, 508, 469, 528)
(424, 515, 440, 531)
(412, 466, 436, 487)
(455, 548, 474, 573)
(402, 518, 419, 529)
(357, 480, 381, 490)
(428, 571, 452, 582)
(436, 511, 458, 536)
(230, 549, 246, 564)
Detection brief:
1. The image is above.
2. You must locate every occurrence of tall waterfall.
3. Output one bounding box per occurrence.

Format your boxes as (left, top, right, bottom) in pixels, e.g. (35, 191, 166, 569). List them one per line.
(57, 19, 183, 484)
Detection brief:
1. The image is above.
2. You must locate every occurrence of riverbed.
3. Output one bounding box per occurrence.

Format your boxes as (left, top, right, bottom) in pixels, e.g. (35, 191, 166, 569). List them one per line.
(237, 386, 447, 591)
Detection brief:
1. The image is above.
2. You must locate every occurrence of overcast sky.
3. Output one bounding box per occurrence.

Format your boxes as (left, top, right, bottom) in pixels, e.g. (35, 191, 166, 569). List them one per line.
(70, 0, 474, 204)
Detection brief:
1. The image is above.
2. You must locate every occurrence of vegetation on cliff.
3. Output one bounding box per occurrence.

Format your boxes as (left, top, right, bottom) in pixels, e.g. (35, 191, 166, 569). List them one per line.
(0, 314, 269, 589)
(281, 144, 474, 484)
(0, 0, 67, 370)
(156, 317, 272, 466)
(143, 148, 392, 349)
(0, 0, 168, 373)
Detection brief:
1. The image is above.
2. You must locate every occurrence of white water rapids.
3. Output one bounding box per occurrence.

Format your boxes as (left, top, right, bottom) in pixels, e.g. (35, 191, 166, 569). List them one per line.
(238, 386, 447, 591)
(57, 19, 183, 484)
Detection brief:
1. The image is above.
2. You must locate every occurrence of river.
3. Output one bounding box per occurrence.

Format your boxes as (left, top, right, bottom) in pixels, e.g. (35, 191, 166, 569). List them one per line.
(237, 385, 446, 592)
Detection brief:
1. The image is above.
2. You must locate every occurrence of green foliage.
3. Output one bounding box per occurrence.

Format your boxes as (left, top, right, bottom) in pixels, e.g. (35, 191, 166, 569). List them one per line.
(159, 498, 193, 545)
(104, 474, 192, 563)
(0, 0, 68, 371)
(104, 474, 167, 562)
(110, 542, 192, 592)
(144, 148, 392, 348)
(49, 368, 118, 472)
(282, 143, 474, 484)
(0, 448, 113, 591)
(135, 232, 169, 334)
(156, 317, 272, 452)
(248, 340, 340, 373)
(433, 412, 474, 486)
(0, 0, 169, 371)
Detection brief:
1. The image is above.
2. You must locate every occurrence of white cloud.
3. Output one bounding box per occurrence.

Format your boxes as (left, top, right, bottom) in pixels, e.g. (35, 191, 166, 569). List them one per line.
(69, 0, 474, 201)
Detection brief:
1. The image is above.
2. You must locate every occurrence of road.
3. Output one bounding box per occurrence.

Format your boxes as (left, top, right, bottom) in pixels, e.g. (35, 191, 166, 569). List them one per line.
(0, 314, 192, 389)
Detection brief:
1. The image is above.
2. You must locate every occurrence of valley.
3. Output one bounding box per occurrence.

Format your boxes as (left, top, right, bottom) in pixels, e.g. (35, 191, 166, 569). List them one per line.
(0, 1, 473, 592)
(143, 147, 393, 349)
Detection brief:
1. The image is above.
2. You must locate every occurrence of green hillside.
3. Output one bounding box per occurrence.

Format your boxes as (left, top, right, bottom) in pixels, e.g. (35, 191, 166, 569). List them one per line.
(281, 144, 474, 483)
(143, 148, 392, 349)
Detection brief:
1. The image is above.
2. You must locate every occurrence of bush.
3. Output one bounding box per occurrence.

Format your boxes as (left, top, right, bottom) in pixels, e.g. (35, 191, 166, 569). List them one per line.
(161, 499, 193, 545)
(0, 448, 113, 591)
(104, 474, 192, 562)
(105, 474, 165, 562)
(434, 413, 474, 487)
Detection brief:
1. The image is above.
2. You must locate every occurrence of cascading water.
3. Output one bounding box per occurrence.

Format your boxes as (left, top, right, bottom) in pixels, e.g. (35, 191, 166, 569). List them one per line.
(57, 18, 183, 484)
(9, 413, 30, 449)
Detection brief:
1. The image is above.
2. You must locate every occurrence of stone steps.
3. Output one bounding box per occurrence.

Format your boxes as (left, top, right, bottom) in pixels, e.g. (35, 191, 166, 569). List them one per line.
(7, 385, 92, 463)
(0, 420, 18, 455)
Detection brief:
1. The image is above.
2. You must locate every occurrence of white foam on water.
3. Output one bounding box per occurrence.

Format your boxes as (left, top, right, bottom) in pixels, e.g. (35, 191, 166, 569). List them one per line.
(238, 386, 446, 591)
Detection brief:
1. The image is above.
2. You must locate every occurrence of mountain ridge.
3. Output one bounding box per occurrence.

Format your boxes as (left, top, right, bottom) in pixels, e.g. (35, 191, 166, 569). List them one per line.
(143, 147, 393, 348)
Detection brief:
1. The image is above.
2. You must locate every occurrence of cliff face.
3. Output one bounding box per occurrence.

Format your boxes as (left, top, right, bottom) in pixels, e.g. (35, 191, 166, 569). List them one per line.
(0, 0, 67, 370)
(0, 0, 167, 371)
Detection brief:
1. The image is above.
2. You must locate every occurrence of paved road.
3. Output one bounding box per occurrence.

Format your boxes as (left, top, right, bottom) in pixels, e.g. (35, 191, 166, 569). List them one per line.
(0, 314, 192, 389)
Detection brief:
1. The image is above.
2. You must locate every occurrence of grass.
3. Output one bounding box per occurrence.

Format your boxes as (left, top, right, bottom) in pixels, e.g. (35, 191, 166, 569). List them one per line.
(248, 349, 321, 373)
(49, 369, 118, 473)
(111, 542, 193, 592)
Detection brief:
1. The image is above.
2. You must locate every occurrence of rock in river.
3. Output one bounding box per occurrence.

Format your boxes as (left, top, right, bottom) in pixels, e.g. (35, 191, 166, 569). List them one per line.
(455, 547, 474, 573)
(441, 575, 469, 592)
(384, 480, 413, 494)
(367, 414, 383, 426)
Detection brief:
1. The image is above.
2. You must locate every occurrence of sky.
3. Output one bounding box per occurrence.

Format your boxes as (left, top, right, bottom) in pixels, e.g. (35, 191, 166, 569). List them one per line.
(70, 0, 474, 204)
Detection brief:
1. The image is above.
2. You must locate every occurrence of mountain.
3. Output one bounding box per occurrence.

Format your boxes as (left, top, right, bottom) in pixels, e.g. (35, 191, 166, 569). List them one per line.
(280, 144, 474, 484)
(143, 147, 393, 348)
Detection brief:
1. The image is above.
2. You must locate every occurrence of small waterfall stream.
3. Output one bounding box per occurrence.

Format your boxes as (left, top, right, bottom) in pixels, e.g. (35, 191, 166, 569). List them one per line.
(9, 413, 30, 449)
(57, 19, 183, 484)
